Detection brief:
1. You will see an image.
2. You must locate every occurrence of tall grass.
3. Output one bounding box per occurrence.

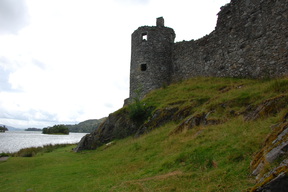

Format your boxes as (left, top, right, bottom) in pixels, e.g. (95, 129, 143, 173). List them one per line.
(10, 143, 75, 157)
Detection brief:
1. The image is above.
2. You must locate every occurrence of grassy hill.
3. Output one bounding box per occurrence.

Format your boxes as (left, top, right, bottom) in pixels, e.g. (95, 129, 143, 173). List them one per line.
(0, 77, 287, 191)
(66, 118, 106, 133)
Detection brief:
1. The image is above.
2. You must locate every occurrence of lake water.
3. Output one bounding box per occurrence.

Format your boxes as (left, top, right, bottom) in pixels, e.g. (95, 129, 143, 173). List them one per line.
(0, 131, 87, 153)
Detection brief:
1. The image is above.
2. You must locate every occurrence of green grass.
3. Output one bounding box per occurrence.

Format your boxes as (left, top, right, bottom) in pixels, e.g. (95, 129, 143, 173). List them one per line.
(1, 77, 287, 192)
(10, 143, 75, 157)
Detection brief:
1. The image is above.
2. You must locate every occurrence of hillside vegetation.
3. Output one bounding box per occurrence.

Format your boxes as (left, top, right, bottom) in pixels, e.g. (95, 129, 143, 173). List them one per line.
(42, 124, 69, 135)
(66, 118, 106, 133)
(0, 77, 288, 191)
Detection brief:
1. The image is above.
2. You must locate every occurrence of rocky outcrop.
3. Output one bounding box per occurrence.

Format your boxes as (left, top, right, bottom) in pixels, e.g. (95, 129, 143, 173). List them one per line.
(250, 113, 288, 192)
(75, 99, 225, 152)
(170, 112, 221, 135)
(246, 96, 288, 191)
(75, 102, 205, 151)
(74, 108, 138, 152)
(135, 107, 180, 137)
(244, 95, 288, 121)
(75, 104, 195, 151)
(253, 170, 288, 192)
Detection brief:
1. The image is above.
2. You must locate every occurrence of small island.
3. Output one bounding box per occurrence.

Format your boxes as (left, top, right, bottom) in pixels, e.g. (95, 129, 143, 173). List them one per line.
(0, 125, 8, 133)
(25, 128, 42, 131)
(42, 125, 69, 135)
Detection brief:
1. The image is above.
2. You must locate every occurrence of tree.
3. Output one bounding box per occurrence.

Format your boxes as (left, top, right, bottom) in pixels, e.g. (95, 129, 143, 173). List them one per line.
(42, 125, 69, 135)
(0, 125, 8, 132)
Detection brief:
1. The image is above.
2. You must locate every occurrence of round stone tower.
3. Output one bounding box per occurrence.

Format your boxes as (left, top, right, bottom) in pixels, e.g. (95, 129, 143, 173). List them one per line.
(129, 17, 176, 100)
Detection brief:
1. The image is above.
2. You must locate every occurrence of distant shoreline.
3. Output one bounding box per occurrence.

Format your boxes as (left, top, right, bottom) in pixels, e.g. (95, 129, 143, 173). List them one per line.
(25, 128, 42, 131)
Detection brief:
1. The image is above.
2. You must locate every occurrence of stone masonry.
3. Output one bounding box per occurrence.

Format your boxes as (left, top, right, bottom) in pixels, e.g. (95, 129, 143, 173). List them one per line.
(129, 17, 175, 100)
(129, 0, 288, 101)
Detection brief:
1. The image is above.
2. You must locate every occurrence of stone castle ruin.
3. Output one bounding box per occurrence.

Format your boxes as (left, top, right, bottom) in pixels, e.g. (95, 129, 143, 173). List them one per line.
(129, 0, 288, 101)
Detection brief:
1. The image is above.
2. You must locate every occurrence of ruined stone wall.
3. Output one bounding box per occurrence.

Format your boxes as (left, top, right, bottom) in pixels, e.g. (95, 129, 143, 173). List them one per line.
(171, 0, 288, 82)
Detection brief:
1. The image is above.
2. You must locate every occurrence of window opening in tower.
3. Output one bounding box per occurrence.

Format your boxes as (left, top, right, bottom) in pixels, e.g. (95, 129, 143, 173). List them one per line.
(140, 64, 147, 71)
(141, 32, 148, 41)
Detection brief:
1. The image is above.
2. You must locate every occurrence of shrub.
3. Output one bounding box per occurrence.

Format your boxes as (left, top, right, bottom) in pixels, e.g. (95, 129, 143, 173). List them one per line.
(128, 97, 152, 124)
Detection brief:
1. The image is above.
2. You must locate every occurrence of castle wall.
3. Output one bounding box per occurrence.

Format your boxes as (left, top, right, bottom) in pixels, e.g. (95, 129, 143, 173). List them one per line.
(171, 0, 288, 82)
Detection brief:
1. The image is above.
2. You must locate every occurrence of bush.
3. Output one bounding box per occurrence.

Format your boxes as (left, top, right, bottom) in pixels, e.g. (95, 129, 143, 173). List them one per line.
(128, 97, 152, 124)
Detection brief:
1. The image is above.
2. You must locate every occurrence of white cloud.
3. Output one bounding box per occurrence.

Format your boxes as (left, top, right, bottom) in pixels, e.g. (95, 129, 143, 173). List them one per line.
(0, 0, 29, 34)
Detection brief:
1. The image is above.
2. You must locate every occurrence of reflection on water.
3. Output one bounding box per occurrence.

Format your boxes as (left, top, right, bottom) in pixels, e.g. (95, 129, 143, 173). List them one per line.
(0, 131, 87, 153)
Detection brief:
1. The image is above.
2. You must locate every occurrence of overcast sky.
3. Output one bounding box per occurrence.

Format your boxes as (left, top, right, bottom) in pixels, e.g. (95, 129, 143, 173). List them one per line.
(0, 0, 230, 129)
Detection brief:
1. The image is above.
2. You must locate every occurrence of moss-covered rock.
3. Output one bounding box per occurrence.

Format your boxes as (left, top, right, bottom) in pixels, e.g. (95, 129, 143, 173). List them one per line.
(245, 95, 288, 121)
(250, 113, 288, 192)
(74, 108, 138, 152)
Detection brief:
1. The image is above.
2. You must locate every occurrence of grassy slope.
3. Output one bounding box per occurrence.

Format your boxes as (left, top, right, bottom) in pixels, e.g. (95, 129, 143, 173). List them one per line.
(1, 77, 288, 192)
